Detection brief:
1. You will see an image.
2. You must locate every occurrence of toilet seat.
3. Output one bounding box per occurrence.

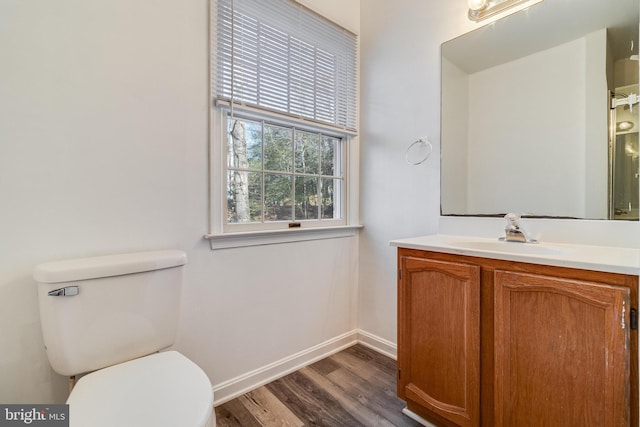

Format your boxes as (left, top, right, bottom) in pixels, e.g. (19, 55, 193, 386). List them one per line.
(66, 351, 213, 427)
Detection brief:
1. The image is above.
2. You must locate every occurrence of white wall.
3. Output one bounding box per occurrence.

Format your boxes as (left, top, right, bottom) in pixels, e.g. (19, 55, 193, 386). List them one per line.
(584, 29, 609, 219)
(358, 0, 473, 347)
(441, 57, 470, 214)
(0, 0, 359, 404)
(298, 0, 359, 34)
(468, 37, 587, 217)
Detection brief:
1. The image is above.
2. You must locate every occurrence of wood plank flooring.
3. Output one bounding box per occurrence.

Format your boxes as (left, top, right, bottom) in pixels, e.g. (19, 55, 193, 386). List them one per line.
(215, 344, 421, 427)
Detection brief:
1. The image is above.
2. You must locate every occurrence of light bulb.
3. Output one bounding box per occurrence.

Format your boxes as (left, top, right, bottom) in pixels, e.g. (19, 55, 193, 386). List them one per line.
(617, 121, 635, 132)
(468, 0, 489, 11)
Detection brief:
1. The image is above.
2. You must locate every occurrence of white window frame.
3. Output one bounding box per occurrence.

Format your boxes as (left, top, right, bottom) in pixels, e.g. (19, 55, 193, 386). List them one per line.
(205, 0, 360, 249)
(206, 108, 360, 249)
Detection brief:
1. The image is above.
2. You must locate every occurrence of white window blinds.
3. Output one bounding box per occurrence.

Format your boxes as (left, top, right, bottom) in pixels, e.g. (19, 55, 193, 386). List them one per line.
(214, 0, 358, 133)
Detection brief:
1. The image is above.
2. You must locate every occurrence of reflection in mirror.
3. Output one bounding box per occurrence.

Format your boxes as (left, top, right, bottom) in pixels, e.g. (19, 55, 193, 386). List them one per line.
(613, 83, 640, 219)
(441, 0, 639, 220)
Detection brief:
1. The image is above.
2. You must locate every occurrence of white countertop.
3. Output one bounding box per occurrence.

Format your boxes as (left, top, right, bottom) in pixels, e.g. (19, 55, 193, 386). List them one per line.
(390, 234, 640, 275)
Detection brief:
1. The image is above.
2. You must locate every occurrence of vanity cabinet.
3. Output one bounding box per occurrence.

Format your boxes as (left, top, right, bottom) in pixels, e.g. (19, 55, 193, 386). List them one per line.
(397, 248, 638, 427)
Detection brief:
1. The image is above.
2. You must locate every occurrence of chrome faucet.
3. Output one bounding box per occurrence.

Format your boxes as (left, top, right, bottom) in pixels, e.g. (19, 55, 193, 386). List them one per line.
(501, 213, 538, 243)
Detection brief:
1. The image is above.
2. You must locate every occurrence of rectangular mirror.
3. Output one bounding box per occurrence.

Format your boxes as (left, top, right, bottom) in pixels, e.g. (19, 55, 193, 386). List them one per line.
(441, 0, 639, 220)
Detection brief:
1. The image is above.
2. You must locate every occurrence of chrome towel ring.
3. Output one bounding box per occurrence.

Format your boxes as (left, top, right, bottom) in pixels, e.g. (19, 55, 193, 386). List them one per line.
(405, 137, 433, 165)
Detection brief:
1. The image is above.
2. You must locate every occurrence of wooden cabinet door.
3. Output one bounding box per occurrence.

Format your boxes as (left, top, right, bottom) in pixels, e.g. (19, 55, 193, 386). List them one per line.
(494, 270, 631, 427)
(398, 255, 481, 427)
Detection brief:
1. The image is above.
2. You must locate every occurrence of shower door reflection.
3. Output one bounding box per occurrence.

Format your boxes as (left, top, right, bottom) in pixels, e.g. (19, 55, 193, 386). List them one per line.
(612, 84, 639, 220)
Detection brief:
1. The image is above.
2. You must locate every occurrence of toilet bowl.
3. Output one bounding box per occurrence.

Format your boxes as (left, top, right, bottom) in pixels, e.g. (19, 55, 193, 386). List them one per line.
(34, 250, 215, 427)
(67, 351, 214, 427)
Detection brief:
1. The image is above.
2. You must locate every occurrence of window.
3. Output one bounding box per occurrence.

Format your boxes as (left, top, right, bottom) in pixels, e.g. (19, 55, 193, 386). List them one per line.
(207, 0, 359, 247)
(226, 116, 344, 229)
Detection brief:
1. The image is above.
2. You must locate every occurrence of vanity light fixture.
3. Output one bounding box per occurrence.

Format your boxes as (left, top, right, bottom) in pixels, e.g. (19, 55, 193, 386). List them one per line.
(468, 0, 531, 22)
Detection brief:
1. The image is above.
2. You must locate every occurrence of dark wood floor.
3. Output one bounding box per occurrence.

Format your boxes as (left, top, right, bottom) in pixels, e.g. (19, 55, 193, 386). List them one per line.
(215, 344, 421, 427)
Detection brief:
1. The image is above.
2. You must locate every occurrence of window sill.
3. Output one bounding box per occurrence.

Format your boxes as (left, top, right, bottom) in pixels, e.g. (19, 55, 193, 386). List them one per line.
(203, 225, 363, 250)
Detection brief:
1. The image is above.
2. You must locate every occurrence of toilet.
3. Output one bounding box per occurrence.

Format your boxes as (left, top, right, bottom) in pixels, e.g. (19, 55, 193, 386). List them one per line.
(34, 250, 215, 427)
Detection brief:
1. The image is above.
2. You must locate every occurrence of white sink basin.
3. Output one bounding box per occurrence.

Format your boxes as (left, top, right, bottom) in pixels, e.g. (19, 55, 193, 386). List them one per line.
(449, 240, 566, 256)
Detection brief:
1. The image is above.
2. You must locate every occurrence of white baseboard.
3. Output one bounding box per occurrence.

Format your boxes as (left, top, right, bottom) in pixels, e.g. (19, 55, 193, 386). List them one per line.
(212, 330, 358, 406)
(357, 329, 397, 360)
(402, 407, 437, 427)
(212, 329, 397, 406)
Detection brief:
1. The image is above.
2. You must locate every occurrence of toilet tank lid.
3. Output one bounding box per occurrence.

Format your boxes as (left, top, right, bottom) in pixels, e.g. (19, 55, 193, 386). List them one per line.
(33, 250, 187, 284)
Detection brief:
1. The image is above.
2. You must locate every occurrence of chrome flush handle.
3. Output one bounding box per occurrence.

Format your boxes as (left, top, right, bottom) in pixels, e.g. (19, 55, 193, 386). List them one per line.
(48, 286, 79, 297)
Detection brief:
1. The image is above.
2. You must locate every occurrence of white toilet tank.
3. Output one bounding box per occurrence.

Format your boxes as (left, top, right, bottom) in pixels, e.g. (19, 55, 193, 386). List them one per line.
(34, 250, 187, 377)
